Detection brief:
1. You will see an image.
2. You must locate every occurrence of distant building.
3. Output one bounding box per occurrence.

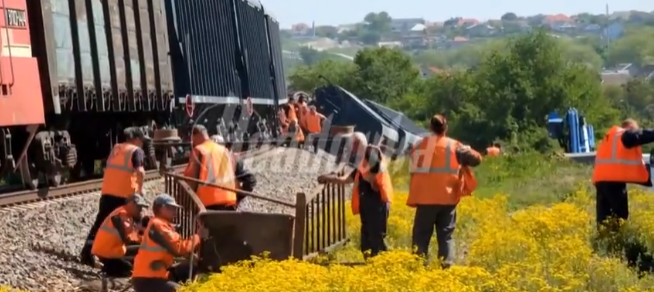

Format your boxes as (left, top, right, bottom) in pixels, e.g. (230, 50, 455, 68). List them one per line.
(604, 23, 624, 41)
(391, 18, 425, 33)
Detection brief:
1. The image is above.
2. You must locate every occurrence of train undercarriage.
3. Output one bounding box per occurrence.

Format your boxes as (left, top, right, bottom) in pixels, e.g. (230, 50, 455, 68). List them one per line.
(0, 101, 279, 192)
(0, 111, 172, 191)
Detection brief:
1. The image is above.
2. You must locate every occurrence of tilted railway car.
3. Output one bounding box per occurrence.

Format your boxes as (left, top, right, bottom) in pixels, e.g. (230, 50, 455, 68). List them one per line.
(0, 0, 286, 191)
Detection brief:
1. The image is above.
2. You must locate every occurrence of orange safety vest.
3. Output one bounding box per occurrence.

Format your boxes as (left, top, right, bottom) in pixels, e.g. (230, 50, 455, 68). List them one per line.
(194, 141, 237, 206)
(305, 113, 322, 133)
(592, 126, 648, 184)
(287, 105, 298, 122)
(351, 157, 393, 215)
(132, 217, 198, 279)
(101, 143, 140, 198)
(486, 146, 500, 157)
(407, 135, 478, 206)
(298, 103, 309, 129)
(91, 206, 140, 259)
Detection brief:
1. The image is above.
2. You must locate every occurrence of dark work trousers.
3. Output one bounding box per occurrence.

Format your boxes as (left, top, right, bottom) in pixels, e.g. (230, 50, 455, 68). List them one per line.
(412, 204, 457, 268)
(81, 195, 128, 263)
(132, 278, 180, 292)
(99, 245, 140, 278)
(206, 204, 237, 211)
(595, 182, 629, 232)
(358, 182, 389, 259)
(132, 260, 195, 292)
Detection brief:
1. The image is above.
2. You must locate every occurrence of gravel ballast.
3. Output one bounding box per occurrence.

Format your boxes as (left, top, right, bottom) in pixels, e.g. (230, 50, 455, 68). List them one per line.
(0, 147, 346, 292)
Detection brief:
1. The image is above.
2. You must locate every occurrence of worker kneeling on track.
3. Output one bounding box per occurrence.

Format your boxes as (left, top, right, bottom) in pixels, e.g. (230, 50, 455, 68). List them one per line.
(132, 194, 200, 292)
(318, 133, 394, 259)
(184, 125, 238, 211)
(91, 193, 150, 278)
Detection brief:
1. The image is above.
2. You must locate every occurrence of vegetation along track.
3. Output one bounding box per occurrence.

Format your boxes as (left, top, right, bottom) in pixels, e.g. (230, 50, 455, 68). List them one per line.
(0, 145, 278, 209)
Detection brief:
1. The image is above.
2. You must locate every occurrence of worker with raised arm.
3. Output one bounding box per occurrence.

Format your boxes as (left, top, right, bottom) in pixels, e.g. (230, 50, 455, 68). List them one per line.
(91, 193, 149, 277)
(318, 132, 393, 258)
(81, 127, 149, 267)
(593, 118, 654, 233)
(486, 143, 501, 157)
(132, 194, 201, 292)
(305, 105, 326, 134)
(183, 125, 238, 211)
(211, 134, 257, 204)
(408, 115, 482, 268)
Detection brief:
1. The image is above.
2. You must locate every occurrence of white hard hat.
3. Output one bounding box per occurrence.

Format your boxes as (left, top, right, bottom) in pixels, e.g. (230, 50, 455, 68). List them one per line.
(211, 135, 225, 144)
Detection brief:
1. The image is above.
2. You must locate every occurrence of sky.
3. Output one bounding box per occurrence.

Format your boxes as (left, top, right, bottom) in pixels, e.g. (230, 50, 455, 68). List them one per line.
(259, 0, 654, 28)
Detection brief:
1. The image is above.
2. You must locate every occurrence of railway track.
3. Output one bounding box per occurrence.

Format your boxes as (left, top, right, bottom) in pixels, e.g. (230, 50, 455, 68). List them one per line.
(0, 145, 278, 209)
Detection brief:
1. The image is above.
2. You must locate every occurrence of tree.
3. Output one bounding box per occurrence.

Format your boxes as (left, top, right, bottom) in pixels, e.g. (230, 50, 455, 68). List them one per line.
(363, 12, 392, 34)
(501, 12, 518, 21)
(298, 47, 322, 66)
(353, 48, 420, 103)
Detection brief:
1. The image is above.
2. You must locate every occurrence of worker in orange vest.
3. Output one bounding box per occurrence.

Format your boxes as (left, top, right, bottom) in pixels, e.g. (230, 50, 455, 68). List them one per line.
(303, 105, 325, 151)
(593, 118, 653, 233)
(408, 115, 482, 268)
(318, 133, 393, 258)
(286, 96, 299, 124)
(81, 127, 149, 267)
(183, 125, 238, 211)
(211, 134, 257, 205)
(486, 143, 501, 156)
(91, 193, 149, 277)
(132, 194, 201, 292)
(305, 105, 326, 134)
(297, 94, 309, 132)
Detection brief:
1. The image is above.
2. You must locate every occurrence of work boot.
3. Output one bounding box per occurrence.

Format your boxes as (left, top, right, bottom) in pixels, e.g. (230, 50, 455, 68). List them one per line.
(80, 245, 96, 267)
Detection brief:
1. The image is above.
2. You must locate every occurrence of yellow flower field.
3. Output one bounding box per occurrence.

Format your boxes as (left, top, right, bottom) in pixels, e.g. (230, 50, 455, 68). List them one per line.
(178, 155, 654, 292)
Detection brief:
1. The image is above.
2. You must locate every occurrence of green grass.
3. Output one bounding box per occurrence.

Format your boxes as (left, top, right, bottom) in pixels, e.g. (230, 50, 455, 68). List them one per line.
(389, 152, 594, 210)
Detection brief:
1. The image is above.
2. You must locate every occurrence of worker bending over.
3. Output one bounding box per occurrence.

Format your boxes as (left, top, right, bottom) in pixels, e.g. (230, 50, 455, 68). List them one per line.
(318, 132, 393, 258)
(91, 193, 149, 277)
(184, 125, 238, 211)
(408, 115, 482, 268)
(211, 134, 257, 204)
(132, 194, 200, 292)
(593, 118, 654, 233)
(81, 127, 149, 267)
(486, 143, 501, 157)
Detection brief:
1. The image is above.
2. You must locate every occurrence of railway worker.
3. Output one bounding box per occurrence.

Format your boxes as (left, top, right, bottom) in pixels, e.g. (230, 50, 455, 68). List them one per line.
(81, 127, 149, 267)
(486, 143, 501, 157)
(289, 120, 305, 147)
(593, 118, 654, 234)
(132, 194, 201, 292)
(304, 105, 326, 134)
(183, 125, 238, 211)
(91, 193, 150, 278)
(407, 114, 482, 268)
(297, 94, 310, 133)
(317, 133, 394, 259)
(287, 96, 299, 123)
(211, 134, 257, 204)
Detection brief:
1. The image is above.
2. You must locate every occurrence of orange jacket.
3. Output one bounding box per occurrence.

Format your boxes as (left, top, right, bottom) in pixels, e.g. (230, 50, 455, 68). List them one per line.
(486, 146, 500, 157)
(92, 206, 141, 259)
(407, 135, 478, 206)
(298, 103, 309, 129)
(132, 217, 200, 279)
(101, 143, 140, 198)
(184, 140, 237, 207)
(351, 156, 393, 215)
(592, 126, 648, 184)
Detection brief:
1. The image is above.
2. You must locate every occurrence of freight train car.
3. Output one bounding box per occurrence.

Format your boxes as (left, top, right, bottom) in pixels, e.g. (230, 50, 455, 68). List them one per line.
(0, 0, 286, 191)
(168, 0, 284, 144)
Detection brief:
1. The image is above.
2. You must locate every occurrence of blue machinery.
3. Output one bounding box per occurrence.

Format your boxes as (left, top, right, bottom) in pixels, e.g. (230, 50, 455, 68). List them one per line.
(547, 108, 595, 154)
